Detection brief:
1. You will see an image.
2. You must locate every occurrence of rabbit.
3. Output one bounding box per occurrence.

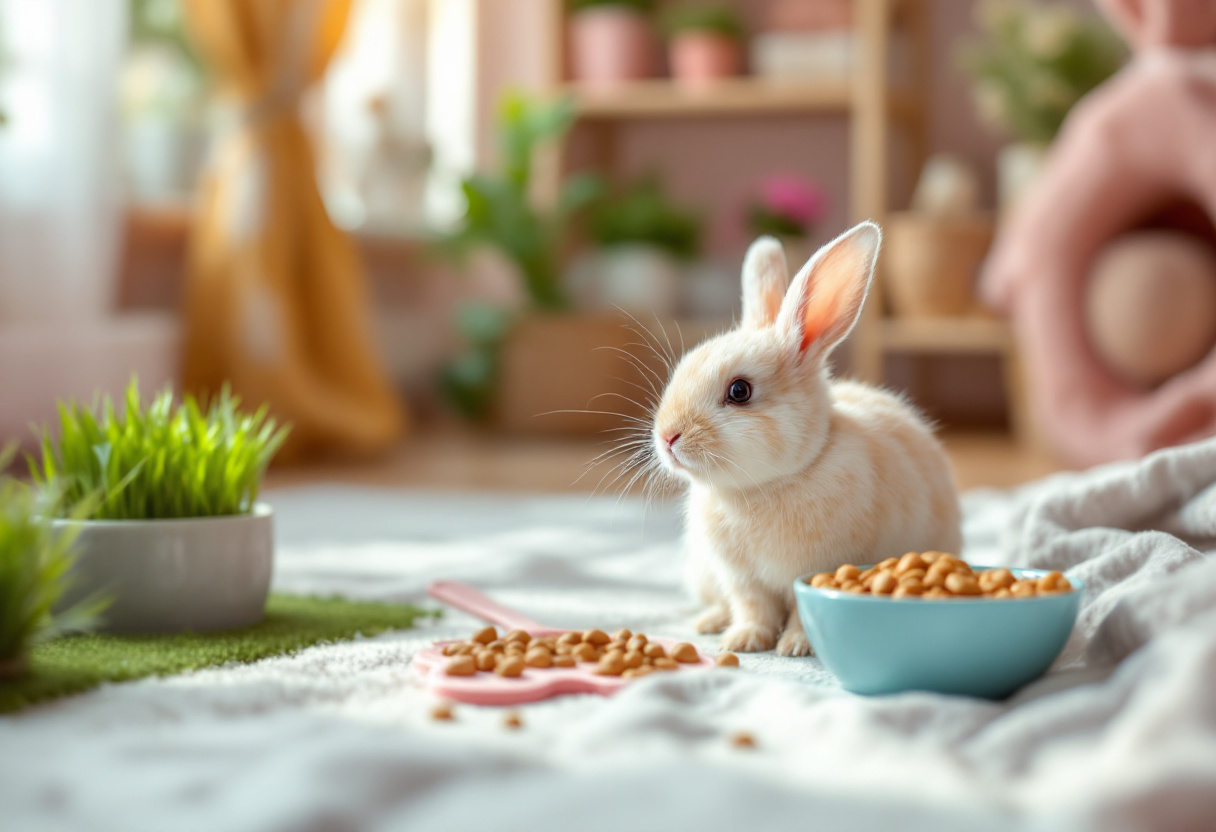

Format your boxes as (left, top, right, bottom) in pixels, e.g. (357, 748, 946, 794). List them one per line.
(651, 222, 962, 656)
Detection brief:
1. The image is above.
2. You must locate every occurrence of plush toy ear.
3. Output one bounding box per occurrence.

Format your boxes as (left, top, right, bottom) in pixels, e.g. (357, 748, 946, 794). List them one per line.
(740, 236, 790, 329)
(777, 222, 881, 360)
(1097, 0, 1216, 49)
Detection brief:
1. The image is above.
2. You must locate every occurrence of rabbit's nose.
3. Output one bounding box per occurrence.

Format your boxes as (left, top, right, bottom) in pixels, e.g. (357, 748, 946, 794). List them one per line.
(663, 431, 682, 449)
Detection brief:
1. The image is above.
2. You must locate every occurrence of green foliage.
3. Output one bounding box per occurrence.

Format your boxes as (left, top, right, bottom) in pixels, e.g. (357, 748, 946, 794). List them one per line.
(438, 92, 604, 420)
(568, 0, 655, 13)
(748, 206, 805, 239)
(129, 0, 202, 74)
(662, 4, 744, 39)
(0, 594, 441, 713)
(959, 0, 1126, 145)
(442, 92, 603, 310)
(438, 303, 514, 421)
(0, 460, 106, 668)
(590, 177, 703, 259)
(30, 379, 290, 521)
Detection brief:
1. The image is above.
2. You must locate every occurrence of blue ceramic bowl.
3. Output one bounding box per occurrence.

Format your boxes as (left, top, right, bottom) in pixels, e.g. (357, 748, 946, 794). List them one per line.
(793, 567, 1083, 699)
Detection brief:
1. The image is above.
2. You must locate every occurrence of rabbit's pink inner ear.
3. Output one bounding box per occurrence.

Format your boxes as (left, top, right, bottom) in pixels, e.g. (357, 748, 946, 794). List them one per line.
(788, 224, 880, 357)
(798, 245, 864, 353)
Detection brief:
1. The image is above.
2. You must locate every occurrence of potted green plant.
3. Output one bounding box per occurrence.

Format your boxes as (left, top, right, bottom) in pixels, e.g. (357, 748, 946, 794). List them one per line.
(0, 463, 106, 679)
(663, 4, 745, 87)
(29, 380, 289, 634)
(959, 0, 1125, 212)
(575, 177, 702, 315)
(437, 92, 602, 422)
(568, 0, 658, 88)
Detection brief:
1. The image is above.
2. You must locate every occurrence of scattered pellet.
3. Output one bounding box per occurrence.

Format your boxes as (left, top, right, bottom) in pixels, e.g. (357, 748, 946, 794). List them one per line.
(572, 643, 600, 663)
(670, 643, 699, 663)
(445, 655, 476, 676)
(730, 732, 756, 749)
(524, 648, 553, 668)
(643, 643, 666, 660)
(583, 629, 611, 646)
(715, 652, 740, 668)
(495, 656, 525, 678)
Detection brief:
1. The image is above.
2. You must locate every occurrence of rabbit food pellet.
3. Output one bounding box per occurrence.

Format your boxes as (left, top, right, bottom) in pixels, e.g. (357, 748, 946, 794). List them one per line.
(730, 732, 757, 749)
(495, 656, 525, 677)
(715, 652, 740, 668)
(445, 655, 477, 676)
(807, 555, 1073, 599)
(442, 626, 714, 679)
(430, 701, 455, 721)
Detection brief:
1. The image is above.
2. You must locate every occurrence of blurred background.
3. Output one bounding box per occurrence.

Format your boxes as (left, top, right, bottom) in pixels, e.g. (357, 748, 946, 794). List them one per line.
(6, 0, 1212, 495)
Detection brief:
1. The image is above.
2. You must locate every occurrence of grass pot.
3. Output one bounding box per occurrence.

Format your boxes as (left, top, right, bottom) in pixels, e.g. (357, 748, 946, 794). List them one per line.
(669, 33, 743, 87)
(55, 505, 274, 634)
(884, 212, 995, 318)
(570, 7, 657, 87)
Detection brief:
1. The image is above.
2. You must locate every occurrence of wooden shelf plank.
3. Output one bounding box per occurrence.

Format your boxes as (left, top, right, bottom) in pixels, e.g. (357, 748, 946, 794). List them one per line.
(879, 317, 1015, 353)
(565, 78, 919, 120)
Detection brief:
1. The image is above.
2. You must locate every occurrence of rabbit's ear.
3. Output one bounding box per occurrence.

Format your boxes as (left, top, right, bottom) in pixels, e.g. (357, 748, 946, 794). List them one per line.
(740, 237, 790, 329)
(777, 222, 881, 360)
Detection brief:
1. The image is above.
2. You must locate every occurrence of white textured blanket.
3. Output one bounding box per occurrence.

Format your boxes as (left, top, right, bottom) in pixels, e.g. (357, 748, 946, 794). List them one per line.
(4, 439, 1216, 832)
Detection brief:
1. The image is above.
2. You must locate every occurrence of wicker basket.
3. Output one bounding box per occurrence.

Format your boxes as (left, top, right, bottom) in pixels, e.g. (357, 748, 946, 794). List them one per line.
(884, 212, 995, 318)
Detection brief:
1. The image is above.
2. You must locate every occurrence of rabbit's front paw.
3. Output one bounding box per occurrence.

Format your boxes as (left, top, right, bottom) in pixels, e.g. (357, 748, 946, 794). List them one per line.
(694, 605, 731, 634)
(721, 622, 779, 653)
(776, 628, 813, 657)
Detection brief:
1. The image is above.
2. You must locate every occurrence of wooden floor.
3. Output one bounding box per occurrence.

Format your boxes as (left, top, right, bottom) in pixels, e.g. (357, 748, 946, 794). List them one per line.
(267, 428, 1065, 495)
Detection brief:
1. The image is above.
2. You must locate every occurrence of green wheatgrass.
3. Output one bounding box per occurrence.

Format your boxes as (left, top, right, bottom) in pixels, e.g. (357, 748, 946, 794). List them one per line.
(30, 379, 290, 520)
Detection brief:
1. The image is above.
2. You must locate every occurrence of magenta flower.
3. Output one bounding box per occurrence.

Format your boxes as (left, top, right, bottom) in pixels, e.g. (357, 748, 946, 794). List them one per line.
(745, 174, 828, 240)
(760, 175, 827, 228)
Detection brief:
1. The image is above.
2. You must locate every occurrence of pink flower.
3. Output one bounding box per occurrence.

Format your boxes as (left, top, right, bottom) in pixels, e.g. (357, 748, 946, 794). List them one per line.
(759, 175, 827, 228)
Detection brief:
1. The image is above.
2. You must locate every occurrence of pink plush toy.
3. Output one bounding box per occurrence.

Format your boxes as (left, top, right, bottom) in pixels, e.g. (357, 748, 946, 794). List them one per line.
(981, 0, 1216, 466)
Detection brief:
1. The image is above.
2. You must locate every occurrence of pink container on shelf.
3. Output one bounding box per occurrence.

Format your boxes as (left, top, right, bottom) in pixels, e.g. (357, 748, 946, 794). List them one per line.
(569, 6, 657, 88)
(669, 32, 742, 86)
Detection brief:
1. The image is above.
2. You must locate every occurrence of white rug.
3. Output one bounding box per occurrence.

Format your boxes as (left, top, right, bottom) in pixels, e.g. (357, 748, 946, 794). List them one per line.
(4, 439, 1216, 832)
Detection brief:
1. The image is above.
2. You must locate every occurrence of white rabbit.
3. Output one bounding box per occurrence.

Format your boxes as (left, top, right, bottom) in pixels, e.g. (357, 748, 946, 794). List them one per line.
(651, 222, 962, 656)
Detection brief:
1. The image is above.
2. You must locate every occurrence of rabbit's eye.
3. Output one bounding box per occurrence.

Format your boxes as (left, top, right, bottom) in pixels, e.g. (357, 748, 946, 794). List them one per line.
(726, 379, 752, 405)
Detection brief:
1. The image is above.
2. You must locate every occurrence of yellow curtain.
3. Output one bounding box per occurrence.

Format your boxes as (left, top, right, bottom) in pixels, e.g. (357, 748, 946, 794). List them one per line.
(181, 0, 406, 461)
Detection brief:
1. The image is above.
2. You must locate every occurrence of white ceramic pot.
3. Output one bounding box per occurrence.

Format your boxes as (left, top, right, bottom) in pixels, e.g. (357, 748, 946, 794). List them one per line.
(594, 245, 684, 316)
(682, 258, 739, 319)
(55, 505, 274, 634)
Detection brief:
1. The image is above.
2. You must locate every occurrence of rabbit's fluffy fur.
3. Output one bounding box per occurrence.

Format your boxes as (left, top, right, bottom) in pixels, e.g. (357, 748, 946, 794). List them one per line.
(652, 223, 962, 656)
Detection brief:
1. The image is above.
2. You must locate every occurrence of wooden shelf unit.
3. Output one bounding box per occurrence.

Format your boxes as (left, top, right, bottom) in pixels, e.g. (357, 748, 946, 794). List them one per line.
(539, 0, 931, 380)
(566, 78, 923, 121)
(879, 316, 1034, 445)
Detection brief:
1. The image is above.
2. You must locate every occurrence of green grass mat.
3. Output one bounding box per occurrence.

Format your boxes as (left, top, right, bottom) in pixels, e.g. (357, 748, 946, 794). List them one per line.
(0, 595, 440, 715)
